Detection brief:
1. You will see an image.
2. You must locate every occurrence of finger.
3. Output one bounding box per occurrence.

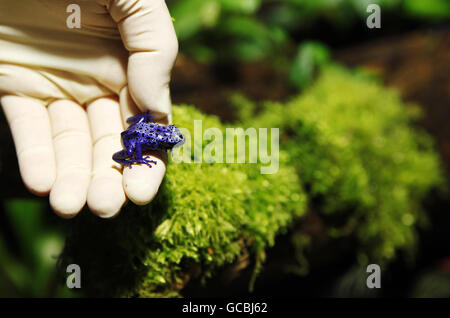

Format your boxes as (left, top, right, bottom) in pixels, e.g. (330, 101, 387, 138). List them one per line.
(119, 86, 140, 128)
(119, 86, 170, 127)
(86, 96, 126, 218)
(108, 0, 178, 121)
(0, 95, 56, 195)
(118, 95, 168, 205)
(48, 100, 92, 218)
(119, 86, 169, 204)
(122, 149, 167, 205)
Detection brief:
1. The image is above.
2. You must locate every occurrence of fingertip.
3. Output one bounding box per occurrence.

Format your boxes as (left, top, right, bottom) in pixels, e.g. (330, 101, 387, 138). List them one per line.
(123, 158, 166, 205)
(1, 95, 56, 197)
(22, 171, 55, 196)
(87, 177, 126, 218)
(49, 175, 89, 218)
(19, 149, 56, 196)
(127, 54, 173, 117)
(26, 182, 53, 197)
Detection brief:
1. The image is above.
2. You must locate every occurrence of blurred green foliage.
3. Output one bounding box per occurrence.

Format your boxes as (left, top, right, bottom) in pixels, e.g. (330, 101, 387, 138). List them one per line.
(404, 0, 450, 19)
(0, 199, 74, 297)
(168, 0, 449, 63)
(411, 270, 450, 297)
(289, 41, 330, 90)
(331, 265, 380, 297)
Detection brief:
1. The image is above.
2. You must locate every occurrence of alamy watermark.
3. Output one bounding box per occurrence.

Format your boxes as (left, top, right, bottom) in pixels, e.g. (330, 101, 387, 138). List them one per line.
(366, 4, 381, 29)
(66, 264, 81, 289)
(366, 264, 381, 289)
(66, 4, 81, 29)
(172, 120, 280, 175)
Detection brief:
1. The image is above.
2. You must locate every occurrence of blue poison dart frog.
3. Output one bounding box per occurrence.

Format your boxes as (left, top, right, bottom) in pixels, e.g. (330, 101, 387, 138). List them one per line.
(113, 111, 185, 168)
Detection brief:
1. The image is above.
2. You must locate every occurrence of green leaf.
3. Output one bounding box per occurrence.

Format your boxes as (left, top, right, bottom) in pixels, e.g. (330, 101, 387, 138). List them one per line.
(289, 41, 330, 90)
(218, 16, 274, 61)
(4, 199, 45, 263)
(219, 0, 261, 13)
(171, 0, 221, 41)
(404, 0, 450, 19)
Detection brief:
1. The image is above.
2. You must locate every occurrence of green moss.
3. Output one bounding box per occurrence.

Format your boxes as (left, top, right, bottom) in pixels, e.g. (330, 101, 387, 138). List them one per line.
(60, 66, 442, 297)
(61, 105, 306, 297)
(239, 65, 443, 263)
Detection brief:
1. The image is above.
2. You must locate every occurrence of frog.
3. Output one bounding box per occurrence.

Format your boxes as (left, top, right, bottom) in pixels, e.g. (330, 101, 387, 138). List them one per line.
(112, 111, 185, 168)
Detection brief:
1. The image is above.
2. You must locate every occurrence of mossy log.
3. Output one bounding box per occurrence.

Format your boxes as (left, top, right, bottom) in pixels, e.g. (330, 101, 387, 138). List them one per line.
(60, 66, 443, 297)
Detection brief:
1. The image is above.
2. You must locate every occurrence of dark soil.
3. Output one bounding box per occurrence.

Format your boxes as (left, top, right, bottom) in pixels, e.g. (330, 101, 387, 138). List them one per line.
(171, 55, 294, 122)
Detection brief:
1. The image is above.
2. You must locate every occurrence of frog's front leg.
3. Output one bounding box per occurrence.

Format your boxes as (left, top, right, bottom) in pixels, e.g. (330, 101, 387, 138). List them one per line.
(134, 142, 158, 168)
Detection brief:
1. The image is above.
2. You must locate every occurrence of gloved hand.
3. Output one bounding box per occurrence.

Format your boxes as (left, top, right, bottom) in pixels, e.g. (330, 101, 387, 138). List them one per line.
(0, 0, 178, 218)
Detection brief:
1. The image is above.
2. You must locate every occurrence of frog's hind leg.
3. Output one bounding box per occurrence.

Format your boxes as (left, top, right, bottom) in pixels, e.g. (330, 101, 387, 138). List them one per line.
(112, 150, 134, 168)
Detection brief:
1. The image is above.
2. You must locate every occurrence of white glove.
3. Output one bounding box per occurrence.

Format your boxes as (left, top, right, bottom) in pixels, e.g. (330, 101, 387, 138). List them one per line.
(0, 0, 178, 218)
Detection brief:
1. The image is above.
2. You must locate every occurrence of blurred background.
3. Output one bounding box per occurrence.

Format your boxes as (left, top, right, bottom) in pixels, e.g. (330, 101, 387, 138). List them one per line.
(0, 0, 449, 297)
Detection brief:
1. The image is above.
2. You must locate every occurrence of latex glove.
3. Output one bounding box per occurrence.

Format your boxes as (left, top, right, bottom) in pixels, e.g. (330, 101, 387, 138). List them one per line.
(0, 0, 178, 218)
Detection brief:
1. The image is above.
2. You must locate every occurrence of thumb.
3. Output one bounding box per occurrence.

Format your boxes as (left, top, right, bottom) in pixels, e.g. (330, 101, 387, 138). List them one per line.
(107, 0, 178, 121)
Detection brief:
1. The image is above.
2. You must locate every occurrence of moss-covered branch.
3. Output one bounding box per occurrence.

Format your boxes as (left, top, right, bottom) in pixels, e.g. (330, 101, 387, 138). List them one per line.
(60, 66, 443, 297)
